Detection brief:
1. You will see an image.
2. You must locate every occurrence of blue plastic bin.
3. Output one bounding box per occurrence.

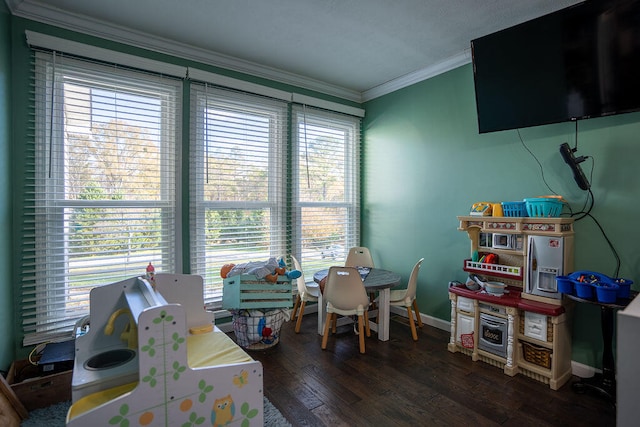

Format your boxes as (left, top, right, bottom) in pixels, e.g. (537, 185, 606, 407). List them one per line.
(574, 282, 594, 299)
(595, 284, 619, 304)
(556, 276, 574, 295)
(614, 278, 633, 299)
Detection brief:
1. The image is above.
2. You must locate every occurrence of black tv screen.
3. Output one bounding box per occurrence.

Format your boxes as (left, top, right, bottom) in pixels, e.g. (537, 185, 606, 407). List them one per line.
(472, 0, 640, 133)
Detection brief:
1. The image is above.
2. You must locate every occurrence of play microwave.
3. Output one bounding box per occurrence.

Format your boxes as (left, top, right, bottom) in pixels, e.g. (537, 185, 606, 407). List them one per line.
(492, 233, 524, 251)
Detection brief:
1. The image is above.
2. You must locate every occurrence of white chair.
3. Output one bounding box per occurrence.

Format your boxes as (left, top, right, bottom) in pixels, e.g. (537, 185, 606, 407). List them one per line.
(388, 258, 424, 341)
(345, 246, 376, 309)
(321, 266, 371, 354)
(345, 246, 375, 268)
(290, 255, 321, 333)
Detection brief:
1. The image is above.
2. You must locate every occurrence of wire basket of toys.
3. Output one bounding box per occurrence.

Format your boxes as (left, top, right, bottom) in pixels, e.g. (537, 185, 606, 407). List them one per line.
(231, 308, 288, 350)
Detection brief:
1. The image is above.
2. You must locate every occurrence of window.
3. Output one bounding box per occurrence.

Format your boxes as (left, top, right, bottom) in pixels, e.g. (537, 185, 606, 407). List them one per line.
(22, 41, 361, 344)
(189, 84, 289, 304)
(22, 52, 181, 345)
(292, 105, 361, 277)
(190, 87, 361, 307)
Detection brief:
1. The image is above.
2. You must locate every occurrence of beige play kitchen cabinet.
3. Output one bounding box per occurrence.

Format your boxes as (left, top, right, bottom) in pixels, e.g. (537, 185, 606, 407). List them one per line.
(448, 215, 574, 390)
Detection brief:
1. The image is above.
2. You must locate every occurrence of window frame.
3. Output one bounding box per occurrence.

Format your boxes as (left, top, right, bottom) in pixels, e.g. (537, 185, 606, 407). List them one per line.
(23, 52, 182, 345)
(291, 105, 361, 276)
(189, 84, 289, 306)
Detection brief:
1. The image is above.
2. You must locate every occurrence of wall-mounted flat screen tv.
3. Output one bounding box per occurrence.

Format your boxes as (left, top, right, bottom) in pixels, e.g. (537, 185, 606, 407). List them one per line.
(471, 0, 640, 133)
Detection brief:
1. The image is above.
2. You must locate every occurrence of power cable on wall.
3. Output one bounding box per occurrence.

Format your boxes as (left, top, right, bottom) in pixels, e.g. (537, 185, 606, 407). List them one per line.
(517, 125, 621, 277)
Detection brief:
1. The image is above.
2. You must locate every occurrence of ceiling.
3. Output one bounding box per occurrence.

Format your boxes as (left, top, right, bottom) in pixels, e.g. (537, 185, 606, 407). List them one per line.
(7, 0, 582, 102)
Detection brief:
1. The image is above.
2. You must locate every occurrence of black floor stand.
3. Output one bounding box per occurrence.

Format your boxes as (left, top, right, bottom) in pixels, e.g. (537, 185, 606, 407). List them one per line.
(571, 305, 616, 405)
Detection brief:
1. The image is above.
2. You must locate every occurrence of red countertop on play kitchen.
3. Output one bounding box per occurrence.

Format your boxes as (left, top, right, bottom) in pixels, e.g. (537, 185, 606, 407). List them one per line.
(449, 284, 565, 316)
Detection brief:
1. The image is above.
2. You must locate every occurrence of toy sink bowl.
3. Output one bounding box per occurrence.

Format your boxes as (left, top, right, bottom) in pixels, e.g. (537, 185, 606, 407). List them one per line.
(84, 348, 136, 371)
(484, 281, 506, 296)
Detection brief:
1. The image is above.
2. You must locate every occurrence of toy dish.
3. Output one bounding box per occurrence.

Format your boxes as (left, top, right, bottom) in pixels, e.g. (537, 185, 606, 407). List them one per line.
(484, 281, 506, 296)
(465, 279, 481, 291)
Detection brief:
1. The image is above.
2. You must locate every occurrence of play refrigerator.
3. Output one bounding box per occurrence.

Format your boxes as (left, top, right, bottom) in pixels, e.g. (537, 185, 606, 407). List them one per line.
(525, 235, 570, 302)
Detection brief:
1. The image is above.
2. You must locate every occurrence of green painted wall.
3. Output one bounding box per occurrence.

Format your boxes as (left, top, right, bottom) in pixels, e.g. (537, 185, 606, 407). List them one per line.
(363, 64, 640, 369)
(1, 1, 15, 370)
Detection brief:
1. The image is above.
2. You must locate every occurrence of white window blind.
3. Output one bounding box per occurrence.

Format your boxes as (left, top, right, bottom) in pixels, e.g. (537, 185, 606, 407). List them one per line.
(189, 84, 289, 305)
(292, 105, 361, 277)
(22, 51, 181, 345)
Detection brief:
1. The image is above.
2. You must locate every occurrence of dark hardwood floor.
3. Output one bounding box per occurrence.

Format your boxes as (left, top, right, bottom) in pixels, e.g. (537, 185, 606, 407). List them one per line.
(245, 313, 615, 426)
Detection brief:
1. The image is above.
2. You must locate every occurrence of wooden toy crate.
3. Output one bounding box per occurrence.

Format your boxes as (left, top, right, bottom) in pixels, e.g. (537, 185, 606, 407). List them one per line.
(6, 358, 72, 411)
(223, 274, 293, 309)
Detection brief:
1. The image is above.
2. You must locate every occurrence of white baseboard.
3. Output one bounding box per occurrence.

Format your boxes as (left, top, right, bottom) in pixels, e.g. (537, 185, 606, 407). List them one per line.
(571, 360, 598, 377)
(389, 306, 450, 331)
(217, 306, 599, 377)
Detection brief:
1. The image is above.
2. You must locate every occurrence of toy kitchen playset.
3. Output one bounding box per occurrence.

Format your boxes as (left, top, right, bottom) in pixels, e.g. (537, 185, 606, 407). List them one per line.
(448, 199, 575, 390)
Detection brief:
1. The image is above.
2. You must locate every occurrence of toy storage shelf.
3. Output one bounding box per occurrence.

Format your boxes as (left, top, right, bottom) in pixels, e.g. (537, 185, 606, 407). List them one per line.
(457, 216, 575, 235)
(463, 259, 523, 281)
(223, 274, 293, 310)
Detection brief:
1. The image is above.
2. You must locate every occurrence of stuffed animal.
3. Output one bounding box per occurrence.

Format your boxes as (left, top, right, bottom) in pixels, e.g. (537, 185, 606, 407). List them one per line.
(220, 257, 301, 281)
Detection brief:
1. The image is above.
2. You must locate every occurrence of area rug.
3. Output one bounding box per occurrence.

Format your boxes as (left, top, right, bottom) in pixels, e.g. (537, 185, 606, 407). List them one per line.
(21, 396, 291, 426)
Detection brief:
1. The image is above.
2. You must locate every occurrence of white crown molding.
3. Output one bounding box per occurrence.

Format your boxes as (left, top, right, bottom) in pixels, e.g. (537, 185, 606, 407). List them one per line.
(26, 30, 188, 78)
(292, 93, 365, 118)
(362, 49, 472, 102)
(25, 29, 366, 118)
(4, 0, 22, 12)
(11, 0, 363, 103)
(11, 0, 472, 105)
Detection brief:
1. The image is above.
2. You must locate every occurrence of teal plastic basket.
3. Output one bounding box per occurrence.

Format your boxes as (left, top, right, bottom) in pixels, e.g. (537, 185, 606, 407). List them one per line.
(501, 201, 527, 217)
(524, 198, 563, 217)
